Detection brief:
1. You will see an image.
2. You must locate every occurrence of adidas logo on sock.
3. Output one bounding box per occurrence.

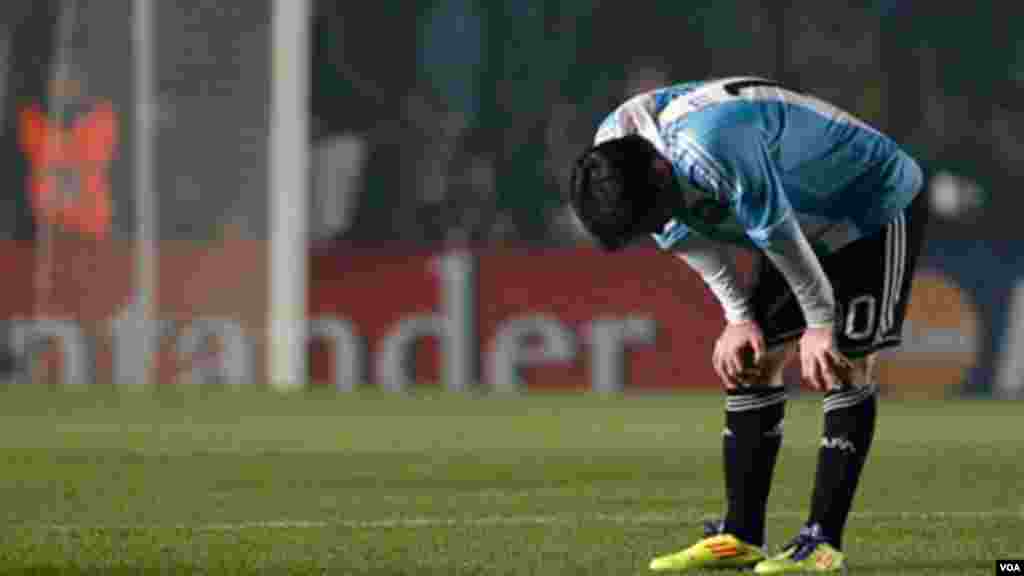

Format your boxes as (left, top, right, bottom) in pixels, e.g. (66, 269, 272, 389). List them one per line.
(821, 436, 857, 453)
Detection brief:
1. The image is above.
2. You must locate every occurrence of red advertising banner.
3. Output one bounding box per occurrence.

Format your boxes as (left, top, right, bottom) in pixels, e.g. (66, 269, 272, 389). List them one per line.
(0, 241, 980, 394)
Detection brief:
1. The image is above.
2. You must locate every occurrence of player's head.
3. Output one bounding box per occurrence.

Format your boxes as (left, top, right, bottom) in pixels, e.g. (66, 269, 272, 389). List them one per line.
(569, 135, 677, 251)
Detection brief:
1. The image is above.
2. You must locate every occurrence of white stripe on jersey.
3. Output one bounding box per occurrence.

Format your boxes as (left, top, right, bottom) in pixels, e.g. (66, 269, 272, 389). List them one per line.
(742, 86, 884, 136)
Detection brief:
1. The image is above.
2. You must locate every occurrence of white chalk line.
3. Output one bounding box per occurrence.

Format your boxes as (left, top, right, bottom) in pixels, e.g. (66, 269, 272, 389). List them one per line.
(32, 510, 1024, 533)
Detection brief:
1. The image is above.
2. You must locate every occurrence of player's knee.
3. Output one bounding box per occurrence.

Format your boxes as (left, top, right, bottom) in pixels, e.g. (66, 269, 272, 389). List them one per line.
(747, 342, 797, 388)
(842, 353, 876, 389)
(743, 344, 876, 390)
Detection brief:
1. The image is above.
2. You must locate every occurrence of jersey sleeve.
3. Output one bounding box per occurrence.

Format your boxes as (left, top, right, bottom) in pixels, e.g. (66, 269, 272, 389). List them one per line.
(672, 231, 755, 324)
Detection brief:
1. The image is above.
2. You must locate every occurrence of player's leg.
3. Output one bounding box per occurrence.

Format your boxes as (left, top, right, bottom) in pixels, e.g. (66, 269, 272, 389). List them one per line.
(752, 353, 876, 575)
(706, 244, 814, 555)
(756, 192, 928, 574)
(649, 303, 802, 572)
(806, 352, 878, 550)
(805, 193, 928, 549)
(721, 341, 795, 547)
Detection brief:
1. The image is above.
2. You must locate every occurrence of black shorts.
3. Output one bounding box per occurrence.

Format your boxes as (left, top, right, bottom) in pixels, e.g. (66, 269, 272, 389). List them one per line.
(751, 192, 928, 358)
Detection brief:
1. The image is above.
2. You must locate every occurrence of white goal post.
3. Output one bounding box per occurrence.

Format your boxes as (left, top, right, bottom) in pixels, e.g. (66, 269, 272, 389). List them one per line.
(268, 0, 311, 391)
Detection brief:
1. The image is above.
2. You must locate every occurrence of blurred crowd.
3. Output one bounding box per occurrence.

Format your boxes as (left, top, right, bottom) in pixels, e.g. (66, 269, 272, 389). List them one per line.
(1, 1, 1021, 248)
(314, 0, 1024, 248)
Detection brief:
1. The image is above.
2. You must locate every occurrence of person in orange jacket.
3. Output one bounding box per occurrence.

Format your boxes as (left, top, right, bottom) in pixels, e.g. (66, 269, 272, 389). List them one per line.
(18, 72, 117, 239)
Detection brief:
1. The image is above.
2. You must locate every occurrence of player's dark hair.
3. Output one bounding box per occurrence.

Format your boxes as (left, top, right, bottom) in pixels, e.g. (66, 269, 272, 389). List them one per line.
(569, 135, 661, 251)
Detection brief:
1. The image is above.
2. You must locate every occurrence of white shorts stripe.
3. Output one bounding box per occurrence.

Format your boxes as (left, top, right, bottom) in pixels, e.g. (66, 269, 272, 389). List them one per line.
(892, 214, 907, 330)
(878, 219, 895, 334)
(878, 213, 906, 339)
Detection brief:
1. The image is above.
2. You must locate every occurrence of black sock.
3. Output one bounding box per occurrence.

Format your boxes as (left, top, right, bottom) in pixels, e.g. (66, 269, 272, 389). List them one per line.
(722, 388, 786, 547)
(807, 386, 878, 549)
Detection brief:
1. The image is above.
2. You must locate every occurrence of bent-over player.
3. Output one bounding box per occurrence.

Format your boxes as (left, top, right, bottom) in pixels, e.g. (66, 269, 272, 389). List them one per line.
(568, 77, 927, 574)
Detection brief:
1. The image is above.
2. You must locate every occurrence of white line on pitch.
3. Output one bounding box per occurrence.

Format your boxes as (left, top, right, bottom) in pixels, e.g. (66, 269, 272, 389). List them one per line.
(32, 510, 1023, 533)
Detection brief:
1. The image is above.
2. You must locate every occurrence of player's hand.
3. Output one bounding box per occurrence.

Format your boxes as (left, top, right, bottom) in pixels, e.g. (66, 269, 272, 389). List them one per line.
(713, 321, 766, 389)
(799, 325, 852, 391)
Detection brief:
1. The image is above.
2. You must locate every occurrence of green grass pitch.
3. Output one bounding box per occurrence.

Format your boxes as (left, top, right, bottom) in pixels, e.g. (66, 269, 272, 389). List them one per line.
(0, 386, 1019, 575)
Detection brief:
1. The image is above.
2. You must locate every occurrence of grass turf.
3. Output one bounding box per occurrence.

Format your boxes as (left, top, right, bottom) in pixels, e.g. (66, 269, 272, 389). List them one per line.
(0, 387, 1019, 575)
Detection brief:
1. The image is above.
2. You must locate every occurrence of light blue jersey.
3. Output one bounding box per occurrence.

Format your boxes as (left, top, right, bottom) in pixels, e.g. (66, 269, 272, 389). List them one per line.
(594, 77, 923, 256)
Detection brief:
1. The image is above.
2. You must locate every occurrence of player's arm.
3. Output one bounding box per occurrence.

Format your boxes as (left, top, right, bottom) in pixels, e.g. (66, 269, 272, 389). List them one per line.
(672, 233, 755, 325)
(756, 217, 835, 328)
(672, 221, 835, 330)
(672, 234, 765, 388)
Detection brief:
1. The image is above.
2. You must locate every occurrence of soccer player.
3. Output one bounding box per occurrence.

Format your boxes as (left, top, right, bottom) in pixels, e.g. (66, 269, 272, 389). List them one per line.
(568, 77, 927, 573)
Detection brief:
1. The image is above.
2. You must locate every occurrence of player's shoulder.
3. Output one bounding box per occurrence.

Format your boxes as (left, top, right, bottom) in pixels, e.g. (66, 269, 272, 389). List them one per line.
(595, 80, 717, 143)
(660, 98, 765, 169)
(658, 83, 772, 165)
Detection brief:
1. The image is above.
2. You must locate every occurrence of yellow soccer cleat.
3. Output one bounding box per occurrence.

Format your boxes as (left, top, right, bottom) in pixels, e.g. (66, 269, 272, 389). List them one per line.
(754, 524, 847, 574)
(649, 520, 766, 572)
